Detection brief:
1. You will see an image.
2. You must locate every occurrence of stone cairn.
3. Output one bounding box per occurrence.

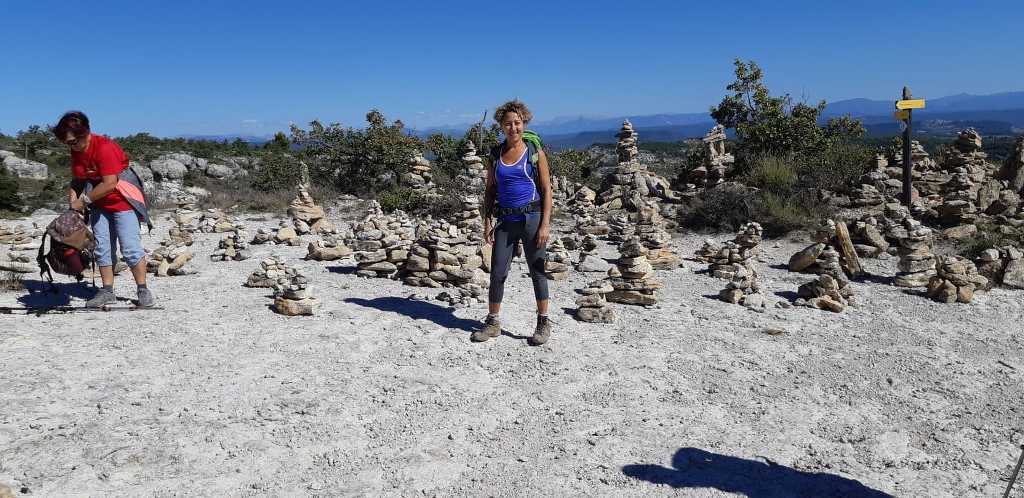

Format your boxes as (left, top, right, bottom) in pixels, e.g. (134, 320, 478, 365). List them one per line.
(606, 237, 662, 306)
(576, 234, 610, 273)
(210, 231, 250, 262)
(402, 219, 487, 305)
(171, 197, 202, 234)
(306, 232, 353, 261)
(455, 140, 487, 193)
(706, 222, 763, 280)
(849, 216, 891, 258)
(795, 246, 853, 313)
(401, 151, 435, 193)
(288, 184, 332, 235)
(246, 256, 289, 288)
(197, 208, 240, 233)
(788, 220, 864, 278)
(635, 202, 679, 270)
(252, 221, 301, 246)
(0, 222, 42, 273)
(147, 228, 196, 277)
(717, 258, 767, 311)
(689, 124, 735, 187)
(998, 136, 1024, 194)
(926, 256, 988, 304)
(349, 203, 416, 279)
(975, 246, 1024, 289)
(544, 238, 571, 280)
(575, 279, 616, 323)
(606, 214, 635, 244)
(596, 120, 678, 210)
(893, 218, 937, 288)
(454, 196, 484, 244)
(272, 268, 319, 316)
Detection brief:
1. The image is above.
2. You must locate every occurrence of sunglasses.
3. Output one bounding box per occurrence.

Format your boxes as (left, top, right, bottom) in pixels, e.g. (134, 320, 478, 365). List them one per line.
(64, 135, 86, 146)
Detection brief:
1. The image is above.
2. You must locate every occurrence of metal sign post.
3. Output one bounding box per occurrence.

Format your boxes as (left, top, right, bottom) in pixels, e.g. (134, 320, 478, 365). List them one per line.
(894, 86, 925, 206)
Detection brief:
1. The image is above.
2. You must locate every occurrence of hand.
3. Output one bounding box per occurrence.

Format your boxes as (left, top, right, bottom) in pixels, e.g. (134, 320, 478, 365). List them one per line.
(535, 223, 550, 248)
(484, 221, 494, 245)
(70, 198, 85, 212)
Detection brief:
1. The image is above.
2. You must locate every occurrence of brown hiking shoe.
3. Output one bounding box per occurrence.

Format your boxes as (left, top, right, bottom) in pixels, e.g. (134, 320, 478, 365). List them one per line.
(471, 315, 501, 342)
(528, 315, 552, 346)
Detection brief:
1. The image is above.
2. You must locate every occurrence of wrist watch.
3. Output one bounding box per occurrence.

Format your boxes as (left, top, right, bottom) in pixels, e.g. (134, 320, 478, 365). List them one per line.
(80, 193, 93, 205)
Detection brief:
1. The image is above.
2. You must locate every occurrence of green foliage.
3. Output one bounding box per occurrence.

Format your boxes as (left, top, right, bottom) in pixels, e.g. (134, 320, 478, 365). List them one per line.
(425, 133, 462, 181)
(0, 167, 20, 212)
(547, 148, 596, 183)
(743, 154, 797, 194)
(291, 109, 422, 194)
(251, 153, 301, 192)
(114, 133, 254, 162)
(464, 122, 501, 156)
(956, 223, 1023, 260)
(15, 125, 53, 160)
(263, 132, 291, 152)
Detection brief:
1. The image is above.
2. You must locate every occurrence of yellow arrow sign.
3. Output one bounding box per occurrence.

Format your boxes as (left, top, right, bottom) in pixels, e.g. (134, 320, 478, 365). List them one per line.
(895, 99, 926, 110)
(894, 110, 910, 121)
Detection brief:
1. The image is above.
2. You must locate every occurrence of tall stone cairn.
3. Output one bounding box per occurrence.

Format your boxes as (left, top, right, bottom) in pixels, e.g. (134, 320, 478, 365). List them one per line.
(690, 124, 735, 186)
(456, 140, 487, 193)
(401, 151, 435, 192)
(894, 219, 937, 287)
(606, 237, 662, 306)
(606, 214, 635, 244)
(616, 119, 640, 165)
(544, 238, 571, 280)
(455, 196, 484, 244)
(288, 184, 331, 234)
(635, 202, 679, 270)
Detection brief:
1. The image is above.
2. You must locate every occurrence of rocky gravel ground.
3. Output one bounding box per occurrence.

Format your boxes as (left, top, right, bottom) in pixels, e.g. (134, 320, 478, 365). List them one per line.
(1, 210, 1022, 497)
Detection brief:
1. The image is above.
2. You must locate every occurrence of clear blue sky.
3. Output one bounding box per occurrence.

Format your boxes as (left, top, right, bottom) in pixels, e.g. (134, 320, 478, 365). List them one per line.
(1, 0, 1020, 137)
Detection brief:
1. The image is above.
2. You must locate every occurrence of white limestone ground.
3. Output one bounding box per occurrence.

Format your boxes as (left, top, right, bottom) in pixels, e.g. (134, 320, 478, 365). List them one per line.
(0, 210, 1022, 498)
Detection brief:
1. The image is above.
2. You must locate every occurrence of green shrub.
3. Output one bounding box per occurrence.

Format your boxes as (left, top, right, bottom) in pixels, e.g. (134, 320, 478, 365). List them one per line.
(251, 153, 301, 192)
(744, 154, 797, 194)
(683, 183, 758, 232)
(956, 224, 1023, 260)
(0, 167, 20, 212)
(754, 191, 820, 235)
(377, 186, 461, 220)
(795, 140, 873, 194)
(548, 149, 596, 184)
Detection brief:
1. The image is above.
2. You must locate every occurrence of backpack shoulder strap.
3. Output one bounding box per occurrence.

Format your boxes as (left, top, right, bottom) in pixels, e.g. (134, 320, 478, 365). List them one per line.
(35, 232, 57, 293)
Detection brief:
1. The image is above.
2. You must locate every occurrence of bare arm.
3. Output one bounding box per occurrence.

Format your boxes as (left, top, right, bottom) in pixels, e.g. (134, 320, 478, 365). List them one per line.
(535, 149, 553, 247)
(482, 161, 498, 244)
(70, 174, 118, 211)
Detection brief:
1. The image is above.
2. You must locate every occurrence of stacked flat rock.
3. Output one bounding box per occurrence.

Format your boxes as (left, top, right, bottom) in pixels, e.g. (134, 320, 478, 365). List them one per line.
(926, 256, 988, 303)
(606, 214, 635, 243)
(890, 140, 938, 176)
(596, 120, 679, 210)
(606, 237, 662, 306)
(635, 202, 679, 270)
(197, 209, 240, 233)
(306, 233, 353, 261)
(894, 219, 937, 287)
(575, 279, 616, 323)
(455, 140, 487, 192)
(692, 124, 735, 186)
(708, 222, 762, 279)
(718, 262, 766, 310)
(148, 228, 196, 277)
(455, 196, 484, 243)
(0, 223, 38, 245)
(937, 169, 979, 225)
(543, 238, 571, 280)
(849, 183, 885, 208)
(788, 219, 864, 277)
(210, 231, 250, 262)
(349, 207, 416, 279)
(850, 216, 891, 258)
(694, 239, 721, 263)
(795, 247, 853, 313)
(945, 128, 990, 171)
(245, 256, 290, 288)
(0, 223, 41, 273)
(576, 234, 610, 273)
(272, 269, 319, 316)
(975, 246, 1024, 290)
(574, 211, 610, 237)
(288, 184, 332, 234)
(401, 152, 435, 192)
(402, 220, 486, 300)
(997, 136, 1024, 193)
(570, 186, 598, 213)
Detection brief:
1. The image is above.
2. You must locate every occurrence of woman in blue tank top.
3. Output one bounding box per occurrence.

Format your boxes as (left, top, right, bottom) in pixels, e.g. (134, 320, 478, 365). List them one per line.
(473, 99, 554, 346)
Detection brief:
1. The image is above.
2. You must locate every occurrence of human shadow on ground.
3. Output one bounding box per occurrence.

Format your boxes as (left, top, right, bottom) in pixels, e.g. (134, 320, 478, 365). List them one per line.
(16, 279, 95, 307)
(326, 266, 358, 275)
(853, 272, 891, 285)
(769, 263, 790, 271)
(774, 290, 800, 302)
(622, 447, 894, 498)
(344, 297, 480, 333)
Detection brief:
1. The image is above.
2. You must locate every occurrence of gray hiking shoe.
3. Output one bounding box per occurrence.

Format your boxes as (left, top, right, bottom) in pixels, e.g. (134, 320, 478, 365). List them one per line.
(528, 315, 552, 346)
(135, 287, 156, 308)
(471, 315, 502, 342)
(86, 288, 117, 308)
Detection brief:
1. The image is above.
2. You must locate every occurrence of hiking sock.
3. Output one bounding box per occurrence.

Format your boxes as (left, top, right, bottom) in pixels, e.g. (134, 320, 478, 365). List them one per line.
(102, 285, 114, 293)
(137, 283, 148, 292)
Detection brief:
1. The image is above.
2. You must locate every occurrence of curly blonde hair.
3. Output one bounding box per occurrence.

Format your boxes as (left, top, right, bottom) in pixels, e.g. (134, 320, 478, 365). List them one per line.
(493, 99, 533, 125)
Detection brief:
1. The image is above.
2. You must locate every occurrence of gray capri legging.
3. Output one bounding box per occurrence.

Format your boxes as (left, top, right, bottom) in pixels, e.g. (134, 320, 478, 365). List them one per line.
(488, 214, 549, 304)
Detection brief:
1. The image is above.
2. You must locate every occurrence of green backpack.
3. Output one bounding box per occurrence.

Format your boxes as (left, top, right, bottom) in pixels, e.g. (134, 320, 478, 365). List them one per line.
(490, 130, 544, 186)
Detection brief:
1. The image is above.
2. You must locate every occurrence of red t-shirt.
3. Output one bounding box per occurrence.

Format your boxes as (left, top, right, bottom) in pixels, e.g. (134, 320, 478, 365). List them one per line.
(71, 134, 133, 212)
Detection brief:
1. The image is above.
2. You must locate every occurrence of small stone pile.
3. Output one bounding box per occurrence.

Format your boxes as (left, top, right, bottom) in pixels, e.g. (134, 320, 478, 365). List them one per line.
(171, 197, 202, 232)
(455, 140, 487, 192)
(850, 216, 891, 258)
(894, 219, 937, 288)
(795, 246, 853, 313)
(349, 204, 416, 279)
(0, 223, 38, 246)
(926, 256, 988, 303)
(694, 239, 721, 263)
(707, 222, 762, 280)
(543, 238, 571, 280)
(0, 222, 42, 273)
(596, 120, 679, 210)
(635, 202, 678, 270)
(788, 220, 864, 277)
(210, 231, 250, 262)
(288, 184, 332, 234)
(402, 220, 485, 295)
(606, 214, 635, 244)
(606, 237, 662, 306)
(936, 169, 979, 225)
(454, 196, 484, 244)
(147, 229, 196, 277)
(718, 262, 766, 311)
(401, 152, 434, 192)
(251, 221, 301, 246)
(306, 233, 353, 261)
(246, 256, 290, 288)
(272, 268, 319, 316)
(689, 124, 735, 187)
(576, 234, 610, 273)
(575, 279, 616, 323)
(975, 246, 1024, 289)
(197, 209, 240, 233)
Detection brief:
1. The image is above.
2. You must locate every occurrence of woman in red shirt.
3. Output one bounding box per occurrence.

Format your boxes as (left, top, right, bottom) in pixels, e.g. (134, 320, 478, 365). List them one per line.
(56, 111, 155, 308)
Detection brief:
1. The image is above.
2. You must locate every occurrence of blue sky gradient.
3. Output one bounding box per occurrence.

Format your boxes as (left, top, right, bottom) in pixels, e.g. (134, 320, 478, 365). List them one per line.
(1, 0, 1020, 137)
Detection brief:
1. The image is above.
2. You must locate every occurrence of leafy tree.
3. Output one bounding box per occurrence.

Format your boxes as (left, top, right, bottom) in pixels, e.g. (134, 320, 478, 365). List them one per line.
(0, 167, 20, 212)
(16, 125, 52, 160)
(263, 132, 290, 152)
(251, 152, 301, 192)
(424, 133, 462, 180)
(463, 122, 501, 156)
(548, 148, 597, 183)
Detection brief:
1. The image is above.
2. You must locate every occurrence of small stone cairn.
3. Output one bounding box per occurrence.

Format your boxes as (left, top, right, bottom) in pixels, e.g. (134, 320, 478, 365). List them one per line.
(272, 268, 319, 316)
(246, 256, 290, 288)
(717, 260, 766, 311)
(349, 203, 416, 278)
(926, 256, 988, 304)
(402, 219, 486, 298)
(576, 234, 610, 273)
(575, 279, 616, 323)
(707, 222, 763, 280)
(210, 231, 250, 262)
(606, 214, 635, 244)
(401, 151, 435, 192)
(544, 238, 571, 280)
(455, 140, 487, 193)
(606, 237, 662, 306)
(0, 222, 42, 273)
(306, 232, 353, 261)
(795, 247, 853, 313)
(689, 124, 735, 187)
(455, 196, 484, 244)
(288, 184, 332, 235)
(197, 208, 240, 233)
(148, 229, 196, 277)
(894, 219, 937, 288)
(252, 221, 301, 246)
(635, 202, 679, 270)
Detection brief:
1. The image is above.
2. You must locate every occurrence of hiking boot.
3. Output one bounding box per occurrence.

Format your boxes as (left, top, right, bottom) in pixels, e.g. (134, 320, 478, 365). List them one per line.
(528, 315, 552, 346)
(471, 315, 502, 342)
(136, 287, 156, 308)
(85, 288, 117, 308)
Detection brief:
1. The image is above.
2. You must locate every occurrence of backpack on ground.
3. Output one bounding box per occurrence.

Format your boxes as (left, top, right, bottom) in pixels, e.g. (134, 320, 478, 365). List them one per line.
(36, 209, 96, 289)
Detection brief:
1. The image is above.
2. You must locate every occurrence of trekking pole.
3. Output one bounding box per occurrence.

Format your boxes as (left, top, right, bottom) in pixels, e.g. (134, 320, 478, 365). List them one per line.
(1005, 444, 1024, 498)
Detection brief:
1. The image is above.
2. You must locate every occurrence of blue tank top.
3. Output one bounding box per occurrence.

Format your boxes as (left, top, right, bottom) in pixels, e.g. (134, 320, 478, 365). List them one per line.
(495, 146, 539, 222)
